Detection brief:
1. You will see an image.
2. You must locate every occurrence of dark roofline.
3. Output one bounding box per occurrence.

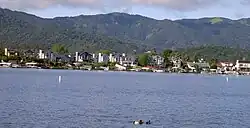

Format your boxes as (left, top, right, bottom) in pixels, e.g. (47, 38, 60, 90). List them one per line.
(238, 60, 250, 63)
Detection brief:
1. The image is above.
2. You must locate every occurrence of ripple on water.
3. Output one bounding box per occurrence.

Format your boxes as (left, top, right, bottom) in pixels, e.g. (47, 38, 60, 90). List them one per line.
(1, 70, 250, 127)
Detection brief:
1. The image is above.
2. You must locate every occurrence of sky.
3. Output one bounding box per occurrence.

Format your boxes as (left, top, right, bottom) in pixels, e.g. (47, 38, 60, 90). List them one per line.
(0, 0, 250, 20)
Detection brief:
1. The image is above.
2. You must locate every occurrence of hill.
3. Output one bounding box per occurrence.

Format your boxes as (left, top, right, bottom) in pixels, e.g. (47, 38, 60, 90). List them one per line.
(177, 46, 250, 61)
(1, 8, 250, 52)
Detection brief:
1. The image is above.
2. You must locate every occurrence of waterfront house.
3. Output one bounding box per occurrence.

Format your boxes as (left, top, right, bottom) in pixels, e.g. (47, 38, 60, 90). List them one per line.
(151, 55, 164, 66)
(97, 53, 109, 63)
(38, 49, 46, 59)
(120, 60, 136, 67)
(109, 53, 116, 63)
(114, 53, 123, 63)
(235, 60, 250, 72)
(45, 51, 54, 62)
(171, 58, 182, 68)
(217, 61, 234, 71)
(52, 54, 73, 63)
(75, 51, 92, 62)
(4, 48, 19, 57)
(23, 49, 37, 58)
(187, 62, 210, 72)
(120, 54, 137, 67)
(92, 53, 98, 63)
(103, 54, 109, 63)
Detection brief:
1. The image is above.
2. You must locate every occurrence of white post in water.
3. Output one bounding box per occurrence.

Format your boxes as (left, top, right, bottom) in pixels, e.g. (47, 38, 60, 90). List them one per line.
(226, 77, 229, 82)
(59, 76, 62, 83)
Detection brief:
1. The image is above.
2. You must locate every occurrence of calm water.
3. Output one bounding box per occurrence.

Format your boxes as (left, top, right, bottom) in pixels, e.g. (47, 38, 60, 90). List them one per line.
(1, 69, 250, 128)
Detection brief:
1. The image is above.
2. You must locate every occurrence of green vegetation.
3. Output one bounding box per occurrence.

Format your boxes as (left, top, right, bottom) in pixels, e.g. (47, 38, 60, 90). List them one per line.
(210, 17, 223, 24)
(98, 50, 111, 55)
(177, 46, 250, 61)
(138, 53, 149, 67)
(1, 8, 250, 53)
(52, 44, 69, 54)
(209, 58, 218, 69)
(162, 49, 173, 60)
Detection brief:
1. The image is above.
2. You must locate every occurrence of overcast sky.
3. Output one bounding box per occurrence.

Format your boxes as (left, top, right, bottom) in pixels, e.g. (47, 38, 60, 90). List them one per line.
(1, 0, 250, 20)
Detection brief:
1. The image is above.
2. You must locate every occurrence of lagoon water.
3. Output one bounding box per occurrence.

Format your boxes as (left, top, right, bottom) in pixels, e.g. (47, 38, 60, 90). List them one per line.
(1, 68, 250, 128)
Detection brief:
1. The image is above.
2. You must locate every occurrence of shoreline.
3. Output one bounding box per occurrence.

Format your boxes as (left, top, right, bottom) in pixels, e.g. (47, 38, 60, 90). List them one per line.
(0, 67, 247, 76)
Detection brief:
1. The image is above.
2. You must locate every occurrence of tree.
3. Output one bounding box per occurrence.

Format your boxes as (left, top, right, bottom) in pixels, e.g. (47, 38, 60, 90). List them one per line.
(8, 55, 21, 61)
(162, 49, 175, 68)
(138, 54, 149, 67)
(51, 44, 68, 54)
(162, 49, 173, 60)
(99, 49, 111, 55)
(209, 58, 218, 69)
(192, 54, 199, 62)
(0, 49, 4, 56)
(0, 55, 8, 61)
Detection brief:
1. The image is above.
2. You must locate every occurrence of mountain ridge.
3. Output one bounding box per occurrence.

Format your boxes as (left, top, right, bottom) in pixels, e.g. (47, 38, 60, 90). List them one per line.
(3, 8, 249, 22)
(1, 8, 250, 52)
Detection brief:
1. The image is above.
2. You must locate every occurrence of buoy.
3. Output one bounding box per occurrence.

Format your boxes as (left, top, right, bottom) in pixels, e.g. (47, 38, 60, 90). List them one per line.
(59, 76, 62, 83)
(226, 77, 229, 82)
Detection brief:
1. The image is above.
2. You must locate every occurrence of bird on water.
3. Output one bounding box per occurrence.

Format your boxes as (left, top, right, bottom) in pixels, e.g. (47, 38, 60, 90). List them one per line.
(132, 120, 151, 125)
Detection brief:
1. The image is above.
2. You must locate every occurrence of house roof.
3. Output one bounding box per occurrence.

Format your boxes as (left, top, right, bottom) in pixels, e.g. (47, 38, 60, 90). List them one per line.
(79, 52, 92, 56)
(238, 60, 250, 63)
(53, 53, 72, 61)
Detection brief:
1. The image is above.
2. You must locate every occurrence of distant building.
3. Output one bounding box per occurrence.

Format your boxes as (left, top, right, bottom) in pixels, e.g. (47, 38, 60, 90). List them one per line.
(38, 49, 46, 59)
(75, 51, 92, 62)
(235, 60, 250, 72)
(114, 53, 123, 63)
(102, 54, 109, 63)
(4, 48, 19, 57)
(217, 61, 234, 71)
(172, 58, 182, 69)
(123, 55, 137, 67)
(108, 53, 114, 63)
(187, 62, 210, 71)
(23, 50, 37, 58)
(52, 54, 73, 63)
(151, 55, 164, 66)
(96, 53, 109, 63)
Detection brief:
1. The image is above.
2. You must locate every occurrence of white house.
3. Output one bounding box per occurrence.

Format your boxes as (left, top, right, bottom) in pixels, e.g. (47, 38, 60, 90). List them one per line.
(4, 48, 8, 56)
(151, 55, 164, 65)
(98, 53, 103, 63)
(235, 60, 250, 72)
(97, 53, 109, 63)
(120, 60, 136, 67)
(109, 53, 116, 63)
(38, 49, 46, 59)
(218, 62, 234, 71)
(4, 48, 18, 57)
(187, 62, 210, 71)
(75, 52, 92, 62)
